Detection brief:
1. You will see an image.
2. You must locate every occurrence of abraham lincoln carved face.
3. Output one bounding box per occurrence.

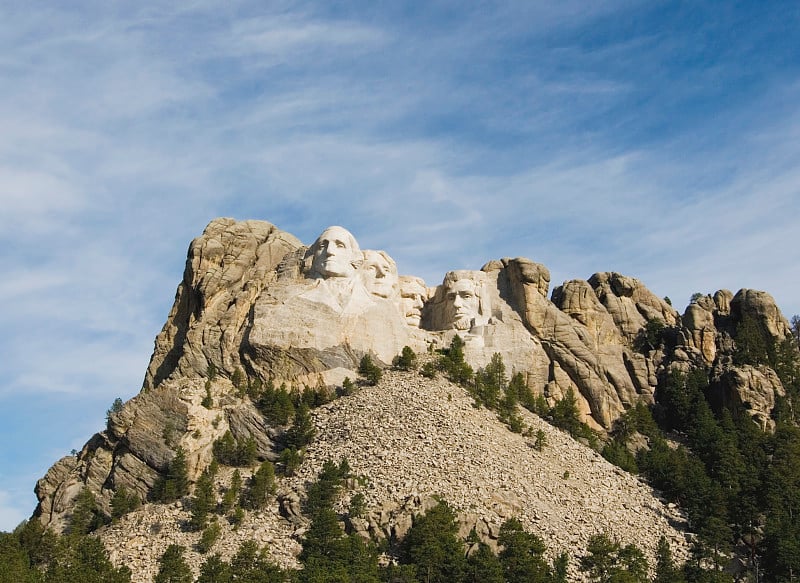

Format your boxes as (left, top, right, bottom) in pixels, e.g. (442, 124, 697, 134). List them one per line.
(442, 270, 488, 330)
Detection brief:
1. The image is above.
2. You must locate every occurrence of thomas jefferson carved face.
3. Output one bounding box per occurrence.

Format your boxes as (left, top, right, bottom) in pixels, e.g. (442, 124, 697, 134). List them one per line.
(310, 226, 361, 279)
(442, 271, 486, 330)
(363, 250, 398, 298)
(399, 276, 427, 327)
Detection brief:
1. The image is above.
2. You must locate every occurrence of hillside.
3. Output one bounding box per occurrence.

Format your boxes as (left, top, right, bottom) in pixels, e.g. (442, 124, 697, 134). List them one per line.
(98, 365, 688, 582)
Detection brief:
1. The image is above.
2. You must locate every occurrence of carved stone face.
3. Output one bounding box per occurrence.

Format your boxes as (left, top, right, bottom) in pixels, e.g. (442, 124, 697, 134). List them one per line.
(363, 250, 398, 298)
(399, 276, 426, 327)
(446, 279, 480, 330)
(310, 226, 360, 278)
(441, 271, 487, 331)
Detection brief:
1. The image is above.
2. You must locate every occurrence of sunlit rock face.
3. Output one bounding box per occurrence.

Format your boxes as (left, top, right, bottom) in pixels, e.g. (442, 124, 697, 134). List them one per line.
(129, 219, 799, 433)
(35, 217, 796, 537)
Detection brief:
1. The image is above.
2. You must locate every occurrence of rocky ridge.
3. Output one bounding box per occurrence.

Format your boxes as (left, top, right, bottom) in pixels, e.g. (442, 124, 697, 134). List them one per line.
(32, 217, 797, 579)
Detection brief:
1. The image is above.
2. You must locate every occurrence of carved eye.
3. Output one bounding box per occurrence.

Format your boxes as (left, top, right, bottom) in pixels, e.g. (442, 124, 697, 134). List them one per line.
(336, 240, 346, 248)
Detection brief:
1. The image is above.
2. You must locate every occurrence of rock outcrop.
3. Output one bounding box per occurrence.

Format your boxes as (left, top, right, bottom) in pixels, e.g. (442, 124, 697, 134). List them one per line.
(144, 218, 304, 390)
(710, 365, 785, 431)
(33, 217, 797, 578)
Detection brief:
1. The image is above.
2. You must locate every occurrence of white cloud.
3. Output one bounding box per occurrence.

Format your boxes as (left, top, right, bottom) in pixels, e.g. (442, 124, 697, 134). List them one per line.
(225, 13, 388, 59)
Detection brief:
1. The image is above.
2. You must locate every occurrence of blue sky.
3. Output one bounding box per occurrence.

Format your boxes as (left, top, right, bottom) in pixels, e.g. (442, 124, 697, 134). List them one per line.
(1, 1, 799, 531)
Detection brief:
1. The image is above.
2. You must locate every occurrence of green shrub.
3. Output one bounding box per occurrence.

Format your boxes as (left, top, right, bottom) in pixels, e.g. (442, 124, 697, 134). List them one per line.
(359, 354, 383, 385)
(394, 346, 418, 371)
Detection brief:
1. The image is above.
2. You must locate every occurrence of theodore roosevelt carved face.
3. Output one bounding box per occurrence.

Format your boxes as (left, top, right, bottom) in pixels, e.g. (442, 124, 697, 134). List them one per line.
(399, 275, 427, 327)
(309, 226, 361, 279)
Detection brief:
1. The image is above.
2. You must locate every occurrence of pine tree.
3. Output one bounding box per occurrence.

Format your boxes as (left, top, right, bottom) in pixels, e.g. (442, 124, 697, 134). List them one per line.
(279, 447, 303, 477)
(154, 544, 193, 583)
(654, 536, 684, 583)
(284, 403, 315, 450)
(222, 469, 243, 512)
(305, 459, 347, 515)
(242, 461, 276, 510)
(0, 532, 38, 583)
(189, 470, 216, 531)
(197, 522, 221, 554)
(348, 492, 366, 518)
(15, 518, 57, 568)
(498, 517, 551, 583)
(441, 335, 474, 386)
(231, 367, 245, 392)
(340, 376, 355, 396)
(394, 346, 418, 371)
(465, 541, 504, 583)
(763, 424, 800, 582)
(481, 353, 507, 408)
(299, 507, 351, 570)
(550, 388, 582, 434)
(106, 397, 124, 429)
(197, 554, 231, 583)
(579, 533, 648, 583)
(152, 447, 189, 502)
(45, 536, 132, 583)
(110, 485, 140, 521)
(401, 500, 466, 583)
(201, 381, 213, 408)
(359, 354, 383, 385)
(69, 488, 104, 536)
(734, 313, 770, 365)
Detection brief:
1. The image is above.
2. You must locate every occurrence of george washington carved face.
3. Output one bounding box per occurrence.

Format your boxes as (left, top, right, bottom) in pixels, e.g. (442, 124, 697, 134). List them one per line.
(309, 226, 361, 279)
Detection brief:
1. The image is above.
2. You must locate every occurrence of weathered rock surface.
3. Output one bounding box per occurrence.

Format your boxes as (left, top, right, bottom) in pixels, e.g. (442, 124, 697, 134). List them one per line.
(710, 365, 785, 431)
(144, 218, 304, 390)
(34, 217, 797, 580)
(729, 289, 793, 344)
(682, 301, 718, 364)
(671, 288, 793, 429)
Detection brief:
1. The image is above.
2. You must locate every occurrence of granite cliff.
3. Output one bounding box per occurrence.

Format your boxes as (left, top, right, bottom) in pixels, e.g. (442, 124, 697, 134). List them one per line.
(33, 218, 796, 579)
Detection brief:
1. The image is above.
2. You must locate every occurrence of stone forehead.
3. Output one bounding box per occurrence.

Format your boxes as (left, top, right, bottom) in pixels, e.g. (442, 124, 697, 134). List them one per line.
(313, 226, 360, 251)
(399, 275, 426, 290)
(442, 270, 486, 288)
(363, 249, 396, 270)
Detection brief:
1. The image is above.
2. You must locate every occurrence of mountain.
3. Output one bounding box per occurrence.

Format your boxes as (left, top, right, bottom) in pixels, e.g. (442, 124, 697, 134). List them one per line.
(30, 218, 797, 580)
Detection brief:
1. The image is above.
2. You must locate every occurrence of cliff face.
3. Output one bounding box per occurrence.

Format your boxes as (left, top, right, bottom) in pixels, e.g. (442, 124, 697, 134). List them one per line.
(34, 218, 795, 567)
